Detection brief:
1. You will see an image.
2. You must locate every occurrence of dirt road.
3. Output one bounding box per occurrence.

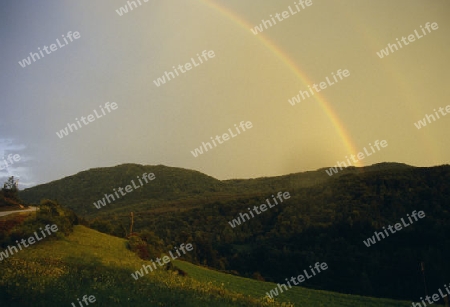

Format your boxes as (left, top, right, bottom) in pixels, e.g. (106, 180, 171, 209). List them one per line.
(0, 206, 37, 217)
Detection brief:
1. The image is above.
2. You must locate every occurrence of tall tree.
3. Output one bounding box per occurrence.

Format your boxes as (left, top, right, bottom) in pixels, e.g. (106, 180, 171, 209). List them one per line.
(2, 176, 19, 199)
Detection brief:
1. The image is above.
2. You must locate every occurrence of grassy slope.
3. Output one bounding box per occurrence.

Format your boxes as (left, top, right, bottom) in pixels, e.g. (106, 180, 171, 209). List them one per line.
(173, 261, 414, 307)
(0, 225, 284, 307)
(0, 219, 415, 307)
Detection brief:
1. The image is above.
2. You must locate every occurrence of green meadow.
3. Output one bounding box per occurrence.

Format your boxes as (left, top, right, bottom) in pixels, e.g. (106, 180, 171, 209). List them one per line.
(0, 224, 284, 307)
(0, 222, 416, 306)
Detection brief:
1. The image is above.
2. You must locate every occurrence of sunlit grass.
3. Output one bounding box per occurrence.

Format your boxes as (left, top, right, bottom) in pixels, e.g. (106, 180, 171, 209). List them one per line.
(0, 226, 288, 306)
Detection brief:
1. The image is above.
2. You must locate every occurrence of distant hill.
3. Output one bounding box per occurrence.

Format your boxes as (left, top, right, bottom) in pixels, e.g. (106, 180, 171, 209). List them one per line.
(20, 162, 415, 217)
(20, 164, 228, 216)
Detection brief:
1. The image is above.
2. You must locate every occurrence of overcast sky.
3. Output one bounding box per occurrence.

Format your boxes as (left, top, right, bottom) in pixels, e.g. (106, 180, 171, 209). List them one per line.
(1, 0, 449, 188)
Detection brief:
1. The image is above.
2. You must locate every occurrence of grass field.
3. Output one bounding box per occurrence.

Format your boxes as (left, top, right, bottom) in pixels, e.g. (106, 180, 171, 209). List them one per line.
(173, 260, 415, 307)
(0, 225, 285, 306)
(0, 224, 417, 306)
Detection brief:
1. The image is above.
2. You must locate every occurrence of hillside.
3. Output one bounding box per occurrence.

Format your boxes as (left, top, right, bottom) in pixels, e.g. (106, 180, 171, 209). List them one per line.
(18, 163, 450, 302)
(19, 162, 411, 217)
(19, 162, 340, 218)
(20, 164, 229, 216)
(0, 196, 24, 212)
(0, 223, 414, 306)
(0, 221, 278, 307)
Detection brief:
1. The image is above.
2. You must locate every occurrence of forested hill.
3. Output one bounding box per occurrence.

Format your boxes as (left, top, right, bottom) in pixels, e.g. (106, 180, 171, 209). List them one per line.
(20, 162, 411, 217)
(19, 164, 227, 216)
(130, 163, 448, 302)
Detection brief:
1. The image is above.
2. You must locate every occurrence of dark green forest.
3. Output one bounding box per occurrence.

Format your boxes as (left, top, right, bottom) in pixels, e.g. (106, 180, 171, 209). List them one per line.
(20, 163, 450, 301)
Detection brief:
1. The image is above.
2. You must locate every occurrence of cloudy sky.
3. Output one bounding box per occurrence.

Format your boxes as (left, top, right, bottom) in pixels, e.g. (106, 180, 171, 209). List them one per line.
(1, 0, 449, 187)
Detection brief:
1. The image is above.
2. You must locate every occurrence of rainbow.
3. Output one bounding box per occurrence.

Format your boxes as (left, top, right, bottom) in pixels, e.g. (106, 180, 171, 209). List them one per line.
(199, 0, 363, 166)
